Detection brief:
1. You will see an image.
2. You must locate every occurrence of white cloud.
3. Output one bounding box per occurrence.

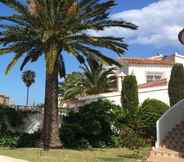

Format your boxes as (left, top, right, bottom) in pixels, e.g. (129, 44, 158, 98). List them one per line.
(87, 0, 184, 47)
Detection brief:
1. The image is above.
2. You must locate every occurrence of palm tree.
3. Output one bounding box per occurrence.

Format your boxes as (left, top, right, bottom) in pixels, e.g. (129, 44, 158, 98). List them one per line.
(22, 70, 36, 106)
(81, 58, 116, 95)
(59, 72, 84, 100)
(60, 60, 116, 99)
(0, 0, 137, 149)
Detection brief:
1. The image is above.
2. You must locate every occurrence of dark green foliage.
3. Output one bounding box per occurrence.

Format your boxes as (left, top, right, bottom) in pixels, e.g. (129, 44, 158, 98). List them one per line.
(141, 98, 169, 115)
(0, 105, 40, 148)
(59, 72, 84, 100)
(138, 99, 169, 140)
(60, 100, 122, 148)
(119, 127, 147, 149)
(81, 59, 116, 95)
(22, 70, 36, 87)
(16, 131, 41, 148)
(0, 133, 19, 147)
(124, 99, 168, 145)
(59, 60, 116, 100)
(61, 123, 91, 149)
(0, 105, 25, 129)
(121, 75, 139, 112)
(168, 63, 184, 106)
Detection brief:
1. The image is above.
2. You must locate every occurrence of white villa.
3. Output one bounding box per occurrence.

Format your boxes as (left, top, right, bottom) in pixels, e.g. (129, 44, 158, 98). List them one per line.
(115, 52, 184, 105)
(60, 52, 184, 161)
(61, 52, 184, 108)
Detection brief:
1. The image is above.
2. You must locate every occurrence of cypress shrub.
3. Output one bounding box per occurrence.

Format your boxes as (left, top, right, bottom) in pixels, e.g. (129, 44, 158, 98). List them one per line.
(168, 63, 184, 106)
(121, 75, 139, 112)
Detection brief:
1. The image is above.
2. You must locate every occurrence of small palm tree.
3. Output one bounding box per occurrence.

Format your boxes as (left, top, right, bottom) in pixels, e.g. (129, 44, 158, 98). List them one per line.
(81, 58, 116, 95)
(22, 70, 35, 106)
(59, 72, 84, 100)
(61, 59, 116, 98)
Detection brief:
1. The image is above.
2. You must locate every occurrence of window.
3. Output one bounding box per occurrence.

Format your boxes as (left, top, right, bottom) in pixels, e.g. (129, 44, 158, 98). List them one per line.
(146, 73, 163, 83)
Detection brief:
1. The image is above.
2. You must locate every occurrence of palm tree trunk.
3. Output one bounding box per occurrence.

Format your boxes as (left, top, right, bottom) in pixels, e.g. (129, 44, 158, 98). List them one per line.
(43, 46, 62, 150)
(26, 86, 29, 106)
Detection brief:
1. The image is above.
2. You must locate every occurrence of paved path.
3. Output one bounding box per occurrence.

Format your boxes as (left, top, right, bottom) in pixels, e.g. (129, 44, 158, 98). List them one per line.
(0, 156, 29, 162)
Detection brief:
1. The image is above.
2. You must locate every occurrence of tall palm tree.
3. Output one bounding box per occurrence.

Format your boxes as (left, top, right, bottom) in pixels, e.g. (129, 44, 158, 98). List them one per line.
(22, 70, 35, 106)
(0, 0, 137, 149)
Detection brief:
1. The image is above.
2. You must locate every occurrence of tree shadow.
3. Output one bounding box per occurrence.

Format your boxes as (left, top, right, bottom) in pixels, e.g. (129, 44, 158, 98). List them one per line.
(97, 157, 125, 162)
(97, 153, 143, 162)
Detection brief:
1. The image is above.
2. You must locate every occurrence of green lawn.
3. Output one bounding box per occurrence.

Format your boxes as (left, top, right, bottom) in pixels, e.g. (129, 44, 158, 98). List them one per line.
(0, 147, 150, 162)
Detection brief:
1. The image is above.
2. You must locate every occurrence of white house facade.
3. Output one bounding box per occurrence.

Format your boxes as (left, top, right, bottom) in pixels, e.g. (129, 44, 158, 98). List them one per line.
(60, 53, 184, 108)
(114, 53, 184, 106)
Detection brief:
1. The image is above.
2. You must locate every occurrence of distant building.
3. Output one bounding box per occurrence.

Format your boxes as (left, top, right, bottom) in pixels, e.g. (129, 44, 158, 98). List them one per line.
(0, 95, 9, 105)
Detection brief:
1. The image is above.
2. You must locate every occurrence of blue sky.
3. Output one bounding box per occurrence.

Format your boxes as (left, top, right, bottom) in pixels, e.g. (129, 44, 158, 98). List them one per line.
(0, 0, 184, 105)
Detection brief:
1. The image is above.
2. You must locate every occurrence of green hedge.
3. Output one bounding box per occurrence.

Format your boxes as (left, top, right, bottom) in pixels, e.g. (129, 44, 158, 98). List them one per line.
(61, 100, 122, 148)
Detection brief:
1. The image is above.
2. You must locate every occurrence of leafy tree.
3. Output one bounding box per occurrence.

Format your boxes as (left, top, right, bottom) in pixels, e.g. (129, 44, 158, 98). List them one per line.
(22, 70, 35, 106)
(168, 63, 184, 106)
(121, 75, 139, 112)
(0, 0, 137, 149)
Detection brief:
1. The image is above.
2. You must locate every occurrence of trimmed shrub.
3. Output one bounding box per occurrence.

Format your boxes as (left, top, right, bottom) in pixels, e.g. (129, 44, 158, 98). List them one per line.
(130, 99, 169, 142)
(141, 98, 169, 115)
(118, 99, 169, 148)
(121, 75, 139, 112)
(168, 63, 184, 106)
(60, 100, 122, 148)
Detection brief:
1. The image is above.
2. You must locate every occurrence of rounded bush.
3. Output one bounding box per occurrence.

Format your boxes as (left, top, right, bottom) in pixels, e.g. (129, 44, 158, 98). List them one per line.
(138, 99, 169, 141)
(60, 100, 122, 148)
(141, 98, 169, 115)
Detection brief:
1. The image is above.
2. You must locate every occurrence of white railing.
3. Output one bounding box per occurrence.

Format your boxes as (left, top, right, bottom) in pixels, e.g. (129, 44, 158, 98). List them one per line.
(156, 99, 184, 148)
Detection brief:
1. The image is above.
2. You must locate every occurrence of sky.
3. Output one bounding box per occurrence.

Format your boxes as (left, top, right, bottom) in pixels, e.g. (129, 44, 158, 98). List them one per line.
(0, 0, 184, 105)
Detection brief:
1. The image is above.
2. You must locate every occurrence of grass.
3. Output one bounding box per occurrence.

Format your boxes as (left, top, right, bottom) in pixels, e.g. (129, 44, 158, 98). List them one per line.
(0, 147, 150, 162)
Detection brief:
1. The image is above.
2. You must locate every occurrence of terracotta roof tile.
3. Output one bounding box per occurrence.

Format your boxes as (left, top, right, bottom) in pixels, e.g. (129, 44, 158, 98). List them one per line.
(138, 79, 168, 89)
(116, 57, 172, 65)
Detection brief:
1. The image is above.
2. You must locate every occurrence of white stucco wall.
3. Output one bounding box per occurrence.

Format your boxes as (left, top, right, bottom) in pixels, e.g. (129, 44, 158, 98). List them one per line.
(104, 86, 170, 106)
(175, 54, 184, 65)
(139, 86, 169, 105)
(74, 86, 170, 108)
(126, 64, 171, 85)
(78, 92, 122, 106)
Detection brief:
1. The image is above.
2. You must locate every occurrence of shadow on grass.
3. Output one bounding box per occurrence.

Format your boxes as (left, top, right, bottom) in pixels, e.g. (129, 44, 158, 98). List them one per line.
(97, 157, 125, 162)
(97, 153, 144, 162)
(118, 153, 143, 159)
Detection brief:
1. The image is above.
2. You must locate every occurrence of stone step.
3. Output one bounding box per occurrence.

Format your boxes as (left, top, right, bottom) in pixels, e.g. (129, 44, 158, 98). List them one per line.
(147, 155, 184, 162)
(147, 147, 184, 162)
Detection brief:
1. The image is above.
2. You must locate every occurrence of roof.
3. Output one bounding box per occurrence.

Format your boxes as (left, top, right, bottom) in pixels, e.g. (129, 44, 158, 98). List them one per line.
(0, 95, 9, 99)
(138, 79, 168, 89)
(116, 57, 173, 65)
